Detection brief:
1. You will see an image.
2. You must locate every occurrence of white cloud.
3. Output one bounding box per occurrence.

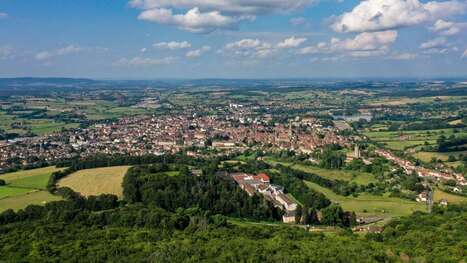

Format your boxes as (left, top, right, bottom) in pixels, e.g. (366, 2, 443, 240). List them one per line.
(419, 37, 448, 49)
(140, 47, 147, 53)
(186, 46, 211, 58)
(114, 56, 177, 66)
(221, 38, 276, 58)
(130, 0, 315, 32)
(130, 0, 315, 15)
(35, 45, 83, 61)
(290, 17, 307, 26)
(462, 49, 467, 58)
(431, 19, 467, 35)
(0, 12, 8, 19)
(419, 37, 458, 54)
(277, 36, 307, 48)
(153, 41, 192, 49)
(300, 30, 397, 57)
(138, 7, 243, 33)
(388, 52, 417, 60)
(332, 0, 467, 33)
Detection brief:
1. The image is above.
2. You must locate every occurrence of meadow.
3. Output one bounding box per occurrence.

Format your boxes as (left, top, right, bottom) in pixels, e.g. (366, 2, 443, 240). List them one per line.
(304, 181, 426, 220)
(433, 188, 467, 204)
(265, 159, 376, 185)
(0, 166, 64, 212)
(58, 166, 131, 198)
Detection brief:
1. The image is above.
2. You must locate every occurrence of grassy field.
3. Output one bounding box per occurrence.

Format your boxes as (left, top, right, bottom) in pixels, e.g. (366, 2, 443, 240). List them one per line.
(305, 181, 426, 220)
(0, 166, 64, 212)
(265, 159, 376, 185)
(413, 151, 467, 162)
(0, 191, 61, 212)
(58, 166, 130, 198)
(433, 189, 467, 204)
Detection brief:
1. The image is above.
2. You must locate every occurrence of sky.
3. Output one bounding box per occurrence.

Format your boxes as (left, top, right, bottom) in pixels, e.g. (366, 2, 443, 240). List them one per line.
(0, 0, 467, 79)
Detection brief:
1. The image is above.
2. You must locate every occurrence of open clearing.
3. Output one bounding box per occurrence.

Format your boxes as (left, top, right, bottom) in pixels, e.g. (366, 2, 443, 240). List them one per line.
(265, 158, 376, 185)
(0, 191, 61, 212)
(305, 181, 426, 219)
(433, 189, 467, 204)
(58, 166, 130, 198)
(0, 166, 64, 212)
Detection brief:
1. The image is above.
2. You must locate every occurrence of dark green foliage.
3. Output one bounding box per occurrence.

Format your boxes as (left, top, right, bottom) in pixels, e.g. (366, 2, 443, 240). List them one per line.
(123, 164, 282, 221)
(0, 179, 6, 186)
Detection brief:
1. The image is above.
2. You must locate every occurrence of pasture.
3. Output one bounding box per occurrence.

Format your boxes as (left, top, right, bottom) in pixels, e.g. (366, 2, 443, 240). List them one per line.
(305, 181, 426, 219)
(433, 189, 467, 204)
(58, 166, 130, 198)
(265, 159, 376, 185)
(0, 166, 64, 212)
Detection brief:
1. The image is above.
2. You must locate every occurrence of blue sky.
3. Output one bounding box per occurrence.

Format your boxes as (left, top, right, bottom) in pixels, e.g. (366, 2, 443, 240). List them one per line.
(0, 0, 466, 79)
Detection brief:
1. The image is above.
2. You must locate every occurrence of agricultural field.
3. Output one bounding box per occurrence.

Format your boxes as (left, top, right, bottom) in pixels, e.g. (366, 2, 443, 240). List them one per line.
(363, 128, 467, 151)
(305, 181, 426, 220)
(413, 151, 467, 162)
(58, 166, 131, 198)
(265, 159, 377, 185)
(433, 188, 467, 204)
(0, 166, 64, 212)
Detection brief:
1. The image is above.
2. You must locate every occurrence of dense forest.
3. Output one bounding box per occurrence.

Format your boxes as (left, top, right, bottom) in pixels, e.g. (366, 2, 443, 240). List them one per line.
(0, 194, 465, 262)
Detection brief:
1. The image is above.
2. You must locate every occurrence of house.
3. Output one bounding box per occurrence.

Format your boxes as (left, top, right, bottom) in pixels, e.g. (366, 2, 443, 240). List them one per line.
(276, 193, 298, 211)
(282, 211, 296, 224)
(439, 199, 448, 206)
(416, 192, 428, 202)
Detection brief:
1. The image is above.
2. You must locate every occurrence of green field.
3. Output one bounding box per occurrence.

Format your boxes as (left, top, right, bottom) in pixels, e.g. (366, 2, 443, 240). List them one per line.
(265, 159, 376, 185)
(305, 181, 426, 220)
(413, 151, 467, 162)
(0, 191, 61, 212)
(58, 166, 131, 198)
(363, 128, 467, 151)
(0, 166, 64, 212)
(433, 188, 467, 204)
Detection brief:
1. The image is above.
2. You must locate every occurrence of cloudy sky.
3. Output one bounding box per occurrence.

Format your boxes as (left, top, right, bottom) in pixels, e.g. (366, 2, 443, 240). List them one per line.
(1, 0, 467, 79)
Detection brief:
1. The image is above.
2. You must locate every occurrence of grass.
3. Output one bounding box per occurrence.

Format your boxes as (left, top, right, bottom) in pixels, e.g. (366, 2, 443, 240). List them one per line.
(433, 188, 467, 204)
(0, 191, 62, 212)
(0, 166, 64, 212)
(413, 151, 467, 163)
(304, 181, 426, 219)
(265, 158, 376, 185)
(1, 166, 64, 190)
(58, 166, 130, 198)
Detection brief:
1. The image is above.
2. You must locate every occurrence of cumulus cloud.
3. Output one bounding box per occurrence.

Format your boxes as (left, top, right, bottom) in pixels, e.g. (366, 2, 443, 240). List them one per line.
(129, 0, 315, 15)
(153, 41, 191, 49)
(431, 19, 467, 35)
(0, 12, 8, 19)
(35, 45, 83, 60)
(186, 46, 211, 58)
(331, 0, 467, 33)
(138, 7, 243, 33)
(462, 49, 467, 58)
(300, 30, 398, 57)
(277, 36, 307, 48)
(114, 56, 177, 66)
(221, 38, 275, 58)
(130, 0, 315, 32)
(419, 37, 458, 54)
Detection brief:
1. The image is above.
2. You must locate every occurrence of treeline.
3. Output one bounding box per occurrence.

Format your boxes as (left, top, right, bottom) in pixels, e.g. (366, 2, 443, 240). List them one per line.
(123, 164, 283, 221)
(1, 200, 465, 262)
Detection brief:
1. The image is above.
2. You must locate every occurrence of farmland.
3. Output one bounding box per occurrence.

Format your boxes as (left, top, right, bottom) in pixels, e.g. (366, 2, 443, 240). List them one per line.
(58, 166, 131, 198)
(265, 158, 376, 185)
(0, 166, 64, 212)
(433, 188, 467, 204)
(304, 181, 426, 220)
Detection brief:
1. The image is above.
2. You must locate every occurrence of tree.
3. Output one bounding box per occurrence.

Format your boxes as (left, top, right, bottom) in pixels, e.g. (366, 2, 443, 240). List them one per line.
(0, 179, 6, 186)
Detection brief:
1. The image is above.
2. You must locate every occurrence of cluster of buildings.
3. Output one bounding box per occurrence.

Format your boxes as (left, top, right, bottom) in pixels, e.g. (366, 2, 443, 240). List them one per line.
(0, 114, 350, 171)
(230, 172, 298, 223)
(375, 149, 466, 186)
